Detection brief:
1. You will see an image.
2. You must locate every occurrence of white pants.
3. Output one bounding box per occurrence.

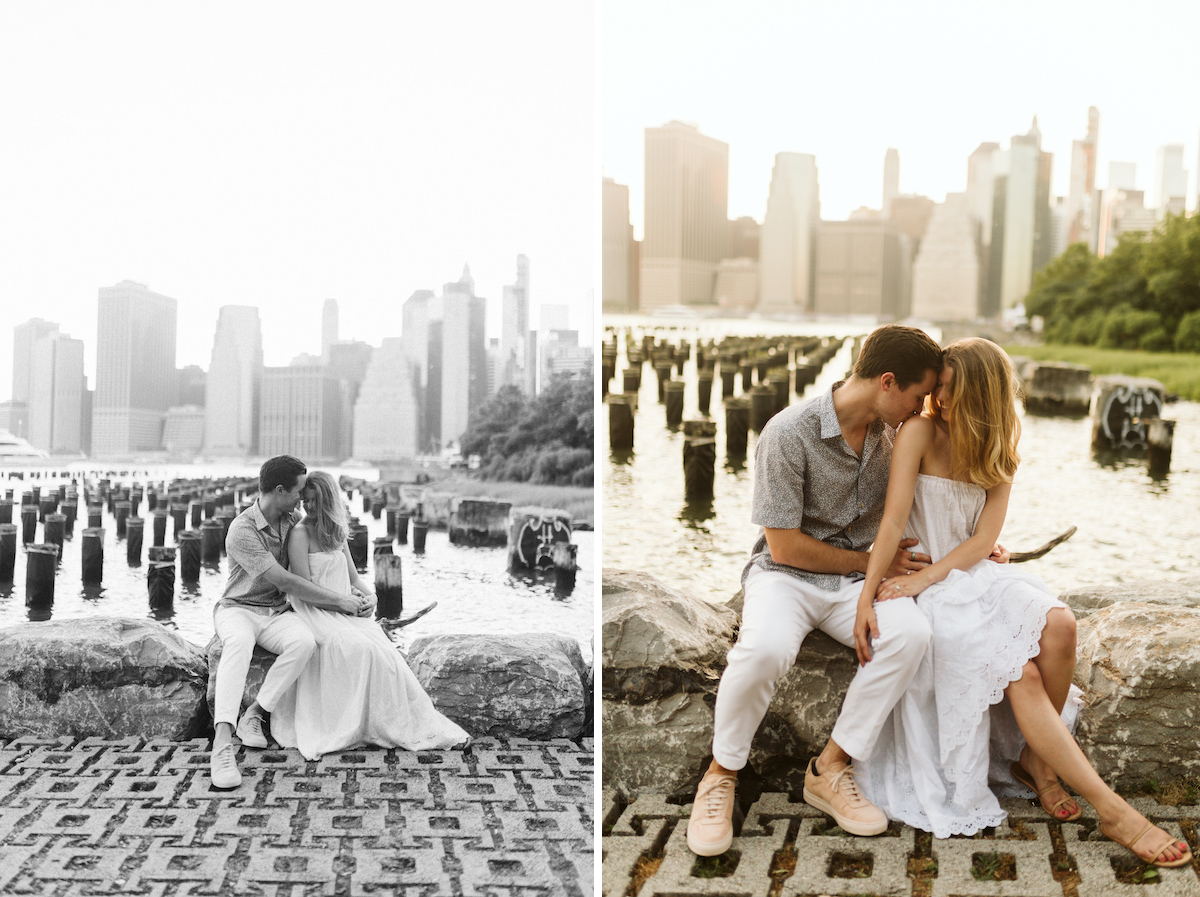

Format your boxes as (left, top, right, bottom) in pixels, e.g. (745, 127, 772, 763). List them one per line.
(711, 567, 932, 770)
(212, 606, 317, 728)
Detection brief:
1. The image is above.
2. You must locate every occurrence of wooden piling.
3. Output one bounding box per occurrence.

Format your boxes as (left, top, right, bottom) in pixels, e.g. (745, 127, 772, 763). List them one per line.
(506, 507, 572, 573)
(370, 499, 384, 520)
(0, 524, 16, 580)
(147, 560, 175, 611)
(654, 362, 673, 402)
(750, 383, 777, 431)
(189, 500, 202, 530)
(170, 504, 187, 541)
(684, 437, 717, 499)
(179, 531, 201, 582)
(201, 519, 223, 564)
(1148, 418, 1176, 478)
(82, 527, 104, 584)
(552, 541, 577, 592)
(127, 517, 144, 565)
(152, 509, 168, 547)
(608, 395, 635, 450)
(374, 554, 404, 619)
(38, 496, 57, 522)
(0, 499, 11, 525)
(44, 513, 66, 558)
(373, 536, 393, 556)
(622, 369, 640, 394)
(697, 371, 713, 415)
(721, 368, 736, 399)
(396, 513, 409, 545)
(21, 505, 37, 545)
(26, 544, 57, 608)
(349, 525, 369, 572)
(664, 381, 686, 428)
(726, 397, 751, 456)
(88, 506, 103, 529)
(739, 361, 753, 393)
(412, 521, 428, 553)
(61, 501, 76, 537)
(114, 500, 131, 538)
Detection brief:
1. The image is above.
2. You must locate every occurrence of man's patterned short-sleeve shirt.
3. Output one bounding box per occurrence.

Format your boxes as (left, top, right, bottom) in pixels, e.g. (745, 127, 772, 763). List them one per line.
(743, 381, 896, 591)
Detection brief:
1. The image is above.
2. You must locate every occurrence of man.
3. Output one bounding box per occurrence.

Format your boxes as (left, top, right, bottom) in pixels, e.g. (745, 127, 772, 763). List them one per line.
(209, 455, 375, 789)
(687, 324, 945, 856)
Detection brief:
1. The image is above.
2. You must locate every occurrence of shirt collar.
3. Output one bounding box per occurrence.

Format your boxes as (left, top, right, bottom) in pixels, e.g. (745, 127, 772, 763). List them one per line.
(819, 381, 846, 440)
(248, 499, 271, 533)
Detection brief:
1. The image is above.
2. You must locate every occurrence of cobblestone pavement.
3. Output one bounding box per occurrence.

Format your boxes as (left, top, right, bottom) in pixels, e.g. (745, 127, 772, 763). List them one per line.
(0, 735, 593, 896)
(603, 789, 1200, 897)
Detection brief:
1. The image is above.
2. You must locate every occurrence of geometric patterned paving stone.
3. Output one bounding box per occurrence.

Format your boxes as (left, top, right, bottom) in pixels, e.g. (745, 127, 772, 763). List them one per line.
(778, 817, 915, 897)
(129, 840, 241, 891)
(238, 845, 341, 893)
(347, 845, 447, 896)
(636, 811, 787, 897)
(458, 844, 565, 896)
(1064, 820, 1200, 897)
(930, 820, 1061, 897)
(602, 812, 672, 897)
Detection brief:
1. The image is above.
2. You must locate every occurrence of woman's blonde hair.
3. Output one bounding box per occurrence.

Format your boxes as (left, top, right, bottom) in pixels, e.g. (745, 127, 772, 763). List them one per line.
(930, 338, 1022, 488)
(303, 470, 348, 552)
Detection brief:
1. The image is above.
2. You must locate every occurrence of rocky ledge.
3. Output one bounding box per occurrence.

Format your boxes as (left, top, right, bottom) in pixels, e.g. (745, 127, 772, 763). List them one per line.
(602, 568, 1200, 798)
(0, 618, 593, 742)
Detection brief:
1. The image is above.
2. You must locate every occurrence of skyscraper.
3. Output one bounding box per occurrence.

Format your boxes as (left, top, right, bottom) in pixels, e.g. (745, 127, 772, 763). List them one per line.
(259, 365, 344, 462)
(500, 255, 535, 395)
(204, 305, 262, 458)
(402, 290, 435, 452)
(758, 152, 820, 313)
(883, 148, 900, 218)
(439, 266, 487, 449)
(6, 317, 60, 439)
(1066, 107, 1099, 246)
(911, 193, 981, 321)
(353, 338, 419, 461)
(1154, 144, 1188, 215)
(27, 332, 85, 455)
(603, 178, 635, 312)
(641, 121, 729, 311)
(322, 299, 339, 359)
(93, 280, 178, 456)
(985, 120, 1053, 315)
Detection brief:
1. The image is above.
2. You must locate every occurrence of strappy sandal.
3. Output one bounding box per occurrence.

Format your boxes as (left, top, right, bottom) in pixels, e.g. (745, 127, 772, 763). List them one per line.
(1101, 822, 1193, 868)
(1010, 761, 1082, 822)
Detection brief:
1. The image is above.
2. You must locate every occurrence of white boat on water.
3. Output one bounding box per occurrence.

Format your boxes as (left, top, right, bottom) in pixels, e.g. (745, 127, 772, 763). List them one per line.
(0, 431, 49, 461)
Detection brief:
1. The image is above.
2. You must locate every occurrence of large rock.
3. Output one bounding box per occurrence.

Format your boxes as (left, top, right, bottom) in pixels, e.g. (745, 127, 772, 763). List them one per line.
(1062, 576, 1200, 620)
(1074, 602, 1200, 788)
(601, 692, 714, 798)
(408, 633, 587, 739)
(0, 617, 208, 740)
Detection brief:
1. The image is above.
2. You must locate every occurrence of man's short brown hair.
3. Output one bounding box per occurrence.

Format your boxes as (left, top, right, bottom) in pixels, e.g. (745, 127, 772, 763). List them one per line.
(853, 324, 943, 388)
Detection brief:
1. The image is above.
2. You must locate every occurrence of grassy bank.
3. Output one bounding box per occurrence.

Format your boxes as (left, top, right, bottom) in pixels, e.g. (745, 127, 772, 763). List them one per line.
(1003, 343, 1200, 401)
(421, 474, 594, 528)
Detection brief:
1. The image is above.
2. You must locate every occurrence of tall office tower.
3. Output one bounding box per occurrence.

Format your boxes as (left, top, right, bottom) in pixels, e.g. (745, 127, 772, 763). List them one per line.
(7, 317, 60, 439)
(889, 195, 936, 257)
(439, 266, 487, 449)
(641, 121, 729, 312)
(966, 142, 1001, 245)
(258, 365, 344, 462)
(1097, 189, 1157, 257)
(352, 338, 419, 461)
(814, 220, 909, 318)
(883, 148, 900, 218)
(203, 305, 262, 458)
(93, 280, 178, 456)
(402, 290, 434, 451)
(27, 332, 85, 454)
(911, 193, 981, 321)
(1065, 107, 1099, 246)
(500, 255, 535, 395)
(1050, 196, 1071, 260)
(985, 120, 1053, 315)
(758, 152, 821, 313)
(542, 330, 592, 383)
(322, 299, 339, 359)
(729, 216, 761, 260)
(1154, 144, 1188, 215)
(176, 366, 207, 407)
(328, 340, 374, 461)
(603, 178, 635, 312)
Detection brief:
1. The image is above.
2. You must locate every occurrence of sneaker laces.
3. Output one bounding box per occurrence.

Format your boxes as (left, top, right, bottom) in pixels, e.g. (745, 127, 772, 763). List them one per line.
(241, 714, 264, 736)
(827, 765, 867, 806)
(212, 743, 236, 772)
(699, 775, 734, 819)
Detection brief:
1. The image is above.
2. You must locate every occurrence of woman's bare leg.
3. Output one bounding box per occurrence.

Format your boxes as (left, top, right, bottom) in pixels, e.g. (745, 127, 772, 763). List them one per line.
(1017, 609, 1080, 818)
(1006, 661, 1188, 863)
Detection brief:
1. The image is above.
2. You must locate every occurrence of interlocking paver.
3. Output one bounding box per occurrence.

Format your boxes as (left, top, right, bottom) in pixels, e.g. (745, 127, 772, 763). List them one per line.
(1065, 819, 1200, 897)
(0, 734, 593, 895)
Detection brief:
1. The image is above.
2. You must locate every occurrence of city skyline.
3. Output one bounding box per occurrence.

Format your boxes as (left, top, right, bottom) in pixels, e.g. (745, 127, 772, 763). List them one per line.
(603, 0, 1200, 241)
(0, 2, 594, 401)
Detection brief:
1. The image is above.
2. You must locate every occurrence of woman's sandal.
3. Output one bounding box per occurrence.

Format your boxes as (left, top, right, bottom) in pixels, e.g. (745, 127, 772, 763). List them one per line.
(1010, 761, 1082, 822)
(1100, 822, 1193, 868)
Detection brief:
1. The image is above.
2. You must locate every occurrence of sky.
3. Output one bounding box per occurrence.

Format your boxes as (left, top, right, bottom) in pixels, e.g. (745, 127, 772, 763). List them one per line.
(603, 0, 1200, 241)
(0, 1, 595, 400)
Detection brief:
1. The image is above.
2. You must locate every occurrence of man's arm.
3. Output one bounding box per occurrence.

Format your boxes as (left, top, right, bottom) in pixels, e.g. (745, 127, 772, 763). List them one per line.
(764, 528, 927, 578)
(279, 525, 357, 614)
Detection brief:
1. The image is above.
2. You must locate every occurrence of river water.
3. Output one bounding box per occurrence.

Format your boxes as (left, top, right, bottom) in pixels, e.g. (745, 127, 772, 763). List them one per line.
(0, 463, 594, 660)
(602, 315, 1200, 605)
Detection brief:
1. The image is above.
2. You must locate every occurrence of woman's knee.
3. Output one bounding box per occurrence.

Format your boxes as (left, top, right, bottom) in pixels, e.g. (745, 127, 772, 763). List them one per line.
(280, 629, 317, 661)
(1044, 608, 1077, 650)
(878, 601, 932, 657)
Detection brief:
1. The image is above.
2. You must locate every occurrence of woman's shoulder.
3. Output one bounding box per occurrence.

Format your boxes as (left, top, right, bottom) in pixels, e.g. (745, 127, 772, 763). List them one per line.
(895, 412, 938, 444)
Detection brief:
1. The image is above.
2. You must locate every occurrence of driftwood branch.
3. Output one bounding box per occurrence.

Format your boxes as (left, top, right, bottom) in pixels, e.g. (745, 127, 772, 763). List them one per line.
(1009, 526, 1077, 563)
(379, 601, 439, 631)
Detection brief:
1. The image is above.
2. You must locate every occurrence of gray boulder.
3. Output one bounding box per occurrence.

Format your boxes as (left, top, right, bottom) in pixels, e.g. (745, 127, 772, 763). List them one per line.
(0, 617, 208, 740)
(1074, 602, 1200, 788)
(601, 692, 714, 798)
(408, 632, 587, 739)
(1062, 577, 1200, 620)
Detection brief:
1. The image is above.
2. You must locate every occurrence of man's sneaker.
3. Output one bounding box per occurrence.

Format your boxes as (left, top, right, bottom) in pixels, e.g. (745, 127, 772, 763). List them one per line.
(686, 769, 737, 856)
(235, 711, 268, 749)
(210, 742, 242, 789)
(802, 758, 887, 836)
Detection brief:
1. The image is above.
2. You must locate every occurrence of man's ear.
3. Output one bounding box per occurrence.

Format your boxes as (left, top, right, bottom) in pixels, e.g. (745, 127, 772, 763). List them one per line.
(879, 371, 896, 390)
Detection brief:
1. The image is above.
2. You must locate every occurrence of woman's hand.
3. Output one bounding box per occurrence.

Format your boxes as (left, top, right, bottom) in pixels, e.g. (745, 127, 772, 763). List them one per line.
(853, 600, 880, 666)
(876, 571, 928, 602)
(355, 592, 377, 617)
(883, 537, 930, 578)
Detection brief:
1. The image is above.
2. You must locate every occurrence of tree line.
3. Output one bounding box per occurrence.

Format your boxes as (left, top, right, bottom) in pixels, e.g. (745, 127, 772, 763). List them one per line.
(1025, 212, 1200, 352)
(459, 365, 593, 487)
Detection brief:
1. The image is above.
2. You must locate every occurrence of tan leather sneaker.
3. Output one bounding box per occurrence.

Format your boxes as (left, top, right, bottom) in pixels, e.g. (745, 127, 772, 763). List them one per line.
(686, 769, 737, 856)
(802, 758, 887, 836)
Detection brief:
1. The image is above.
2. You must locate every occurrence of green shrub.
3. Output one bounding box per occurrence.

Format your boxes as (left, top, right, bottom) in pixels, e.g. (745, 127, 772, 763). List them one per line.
(1175, 311, 1200, 353)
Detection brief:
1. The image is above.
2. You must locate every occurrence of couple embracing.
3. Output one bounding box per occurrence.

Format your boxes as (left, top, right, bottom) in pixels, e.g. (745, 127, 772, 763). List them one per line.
(687, 325, 1190, 869)
(208, 455, 467, 789)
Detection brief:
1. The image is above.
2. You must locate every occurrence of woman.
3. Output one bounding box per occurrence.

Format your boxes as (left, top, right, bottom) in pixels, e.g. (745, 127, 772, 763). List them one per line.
(269, 470, 469, 759)
(853, 338, 1190, 867)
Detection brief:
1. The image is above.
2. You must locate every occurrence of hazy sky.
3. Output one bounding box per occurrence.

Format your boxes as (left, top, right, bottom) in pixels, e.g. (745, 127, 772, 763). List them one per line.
(604, 0, 1200, 240)
(0, 1, 594, 400)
